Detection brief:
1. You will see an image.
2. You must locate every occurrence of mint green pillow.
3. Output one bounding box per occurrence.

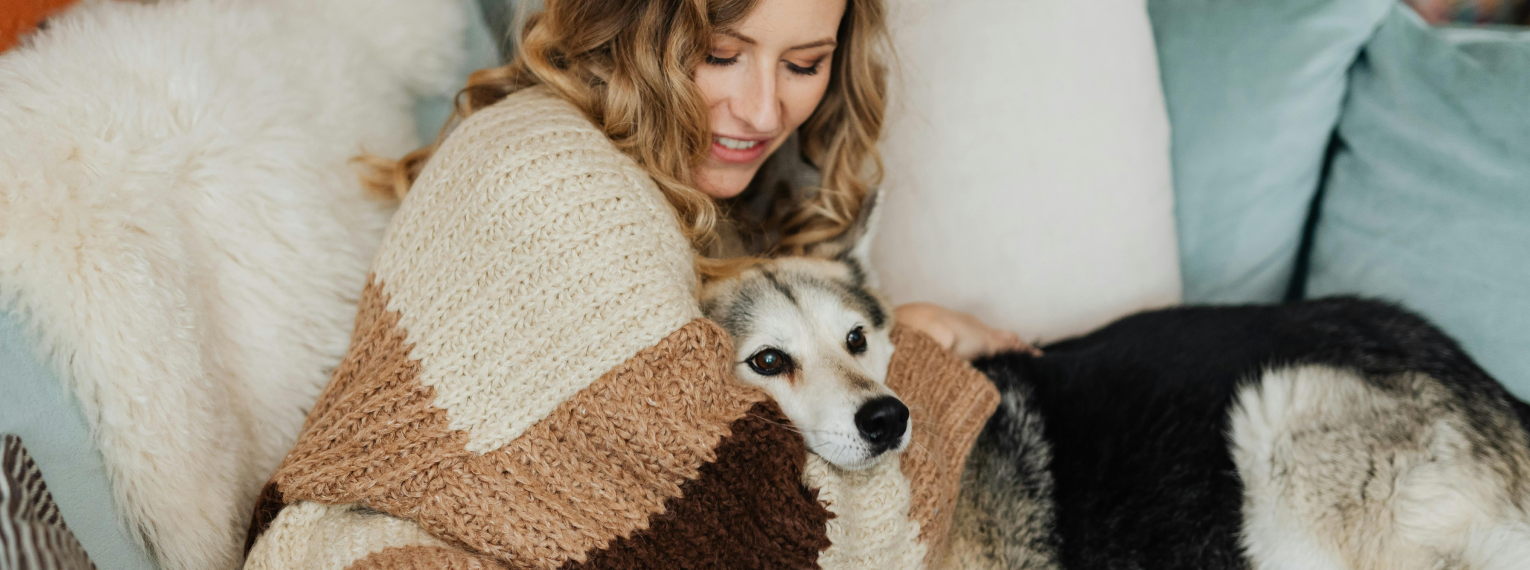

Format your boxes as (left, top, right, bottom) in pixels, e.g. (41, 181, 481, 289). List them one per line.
(413, 0, 504, 144)
(1306, 6, 1530, 397)
(1148, 0, 1393, 303)
(0, 309, 159, 569)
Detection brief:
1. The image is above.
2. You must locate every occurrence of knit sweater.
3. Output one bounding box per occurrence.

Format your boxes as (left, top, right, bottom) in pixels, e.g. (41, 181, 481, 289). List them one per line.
(242, 87, 999, 570)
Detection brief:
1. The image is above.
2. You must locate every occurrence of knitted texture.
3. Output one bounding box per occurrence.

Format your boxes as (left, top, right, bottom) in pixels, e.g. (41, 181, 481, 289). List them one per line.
(349, 547, 507, 570)
(370, 86, 700, 453)
(564, 400, 833, 570)
(244, 87, 1000, 570)
(886, 326, 1003, 565)
(244, 502, 449, 570)
(807, 455, 928, 569)
(264, 280, 769, 568)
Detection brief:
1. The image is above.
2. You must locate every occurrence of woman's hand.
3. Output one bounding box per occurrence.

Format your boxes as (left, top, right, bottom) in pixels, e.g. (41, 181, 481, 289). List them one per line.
(895, 302, 1041, 360)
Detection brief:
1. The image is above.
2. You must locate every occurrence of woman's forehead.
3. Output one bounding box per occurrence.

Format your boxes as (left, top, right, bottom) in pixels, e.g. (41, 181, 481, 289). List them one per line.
(729, 0, 847, 48)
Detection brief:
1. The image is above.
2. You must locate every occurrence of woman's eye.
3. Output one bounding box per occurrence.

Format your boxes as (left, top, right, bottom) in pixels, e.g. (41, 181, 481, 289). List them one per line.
(846, 327, 867, 354)
(748, 349, 792, 376)
(706, 54, 739, 66)
(786, 60, 821, 76)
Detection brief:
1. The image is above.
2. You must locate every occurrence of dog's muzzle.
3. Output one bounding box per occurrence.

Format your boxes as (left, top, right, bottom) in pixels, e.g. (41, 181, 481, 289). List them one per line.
(854, 396, 910, 453)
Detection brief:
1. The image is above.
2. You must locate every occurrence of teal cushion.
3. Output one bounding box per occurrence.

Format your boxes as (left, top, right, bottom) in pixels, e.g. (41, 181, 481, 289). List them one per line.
(0, 308, 159, 569)
(413, 0, 504, 144)
(1306, 6, 1530, 397)
(1148, 0, 1393, 303)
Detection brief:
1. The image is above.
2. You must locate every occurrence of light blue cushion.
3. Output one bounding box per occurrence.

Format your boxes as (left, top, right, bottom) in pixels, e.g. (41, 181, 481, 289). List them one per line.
(413, 0, 505, 144)
(1306, 6, 1530, 398)
(0, 308, 159, 569)
(1148, 0, 1393, 303)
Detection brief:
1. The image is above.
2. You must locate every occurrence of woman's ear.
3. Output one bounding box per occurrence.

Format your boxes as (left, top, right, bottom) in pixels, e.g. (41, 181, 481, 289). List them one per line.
(807, 189, 882, 286)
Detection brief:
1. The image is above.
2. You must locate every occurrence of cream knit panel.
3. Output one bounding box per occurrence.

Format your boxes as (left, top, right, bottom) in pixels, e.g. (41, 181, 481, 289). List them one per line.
(371, 88, 700, 453)
(244, 502, 447, 570)
(806, 455, 928, 570)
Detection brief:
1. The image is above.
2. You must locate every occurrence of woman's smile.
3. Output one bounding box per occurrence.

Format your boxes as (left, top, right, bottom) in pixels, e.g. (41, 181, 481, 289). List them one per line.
(692, 0, 844, 198)
(710, 134, 774, 164)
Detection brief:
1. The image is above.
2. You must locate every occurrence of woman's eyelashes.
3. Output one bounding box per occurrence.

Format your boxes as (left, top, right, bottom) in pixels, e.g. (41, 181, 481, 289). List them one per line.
(705, 53, 739, 66)
(702, 52, 824, 77)
(786, 59, 823, 76)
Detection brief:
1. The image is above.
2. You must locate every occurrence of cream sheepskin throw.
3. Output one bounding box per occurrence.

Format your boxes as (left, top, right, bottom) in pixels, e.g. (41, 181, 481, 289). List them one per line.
(0, 0, 468, 568)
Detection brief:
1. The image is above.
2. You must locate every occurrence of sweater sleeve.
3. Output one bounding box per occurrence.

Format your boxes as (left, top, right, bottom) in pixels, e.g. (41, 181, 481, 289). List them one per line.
(244, 88, 999, 570)
(366, 87, 703, 452)
(246, 88, 831, 570)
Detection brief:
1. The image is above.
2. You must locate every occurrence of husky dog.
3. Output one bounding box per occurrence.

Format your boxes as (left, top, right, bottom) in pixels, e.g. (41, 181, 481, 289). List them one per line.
(703, 194, 1530, 568)
(700, 196, 906, 471)
(952, 299, 1530, 570)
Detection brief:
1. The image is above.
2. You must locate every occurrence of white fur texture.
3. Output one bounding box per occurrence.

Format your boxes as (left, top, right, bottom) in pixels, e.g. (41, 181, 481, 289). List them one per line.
(0, 1, 465, 568)
(1231, 365, 1530, 570)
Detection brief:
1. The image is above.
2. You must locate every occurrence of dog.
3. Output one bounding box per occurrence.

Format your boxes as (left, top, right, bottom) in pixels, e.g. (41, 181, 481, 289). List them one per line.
(702, 195, 1530, 568)
(951, 298, 1530, 570)
(700, 195, 907, 471)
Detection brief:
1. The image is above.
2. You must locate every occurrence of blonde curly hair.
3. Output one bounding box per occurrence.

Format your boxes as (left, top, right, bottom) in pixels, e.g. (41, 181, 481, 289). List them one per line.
(358, 0, 889, 277)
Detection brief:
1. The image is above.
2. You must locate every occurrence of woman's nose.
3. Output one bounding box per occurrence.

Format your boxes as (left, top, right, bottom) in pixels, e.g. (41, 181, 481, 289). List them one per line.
(732, 63, 782, 134)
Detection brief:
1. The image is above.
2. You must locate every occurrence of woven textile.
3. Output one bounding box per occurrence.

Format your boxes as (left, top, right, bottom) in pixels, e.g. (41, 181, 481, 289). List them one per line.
(1, 435, 96, 570)
(243, 87, 998, 569)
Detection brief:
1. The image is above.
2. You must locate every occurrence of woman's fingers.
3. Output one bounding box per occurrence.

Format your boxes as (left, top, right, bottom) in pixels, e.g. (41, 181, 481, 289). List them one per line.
(894, 302, 1041, 359)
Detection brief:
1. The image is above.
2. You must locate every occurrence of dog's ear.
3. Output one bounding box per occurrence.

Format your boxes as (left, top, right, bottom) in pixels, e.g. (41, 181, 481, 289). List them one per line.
(807, 189, 882, 286)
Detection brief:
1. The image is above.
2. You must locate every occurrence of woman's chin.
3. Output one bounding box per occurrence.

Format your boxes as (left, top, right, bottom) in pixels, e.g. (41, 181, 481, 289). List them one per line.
(695, 166, 760, 200)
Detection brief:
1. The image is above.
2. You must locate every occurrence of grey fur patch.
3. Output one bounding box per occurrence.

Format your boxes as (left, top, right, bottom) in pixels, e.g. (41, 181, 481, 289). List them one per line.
(947, 386, 1061, 569)
(834, 278, 887, 329)
(761, 270, 799, 307)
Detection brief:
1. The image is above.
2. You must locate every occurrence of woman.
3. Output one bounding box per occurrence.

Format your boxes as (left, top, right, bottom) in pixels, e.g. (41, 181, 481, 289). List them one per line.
(244, 0, 1008, 568)
(373, 0, 1024, 359)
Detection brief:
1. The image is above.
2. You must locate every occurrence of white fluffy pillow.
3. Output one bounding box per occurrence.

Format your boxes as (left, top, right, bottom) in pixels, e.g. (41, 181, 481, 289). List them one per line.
(0, 1, 466, 568)
(874, 0, 1181, 342)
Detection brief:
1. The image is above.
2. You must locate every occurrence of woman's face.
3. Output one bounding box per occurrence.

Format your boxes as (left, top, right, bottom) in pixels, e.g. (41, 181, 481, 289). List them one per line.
(694, 0, 846, 199)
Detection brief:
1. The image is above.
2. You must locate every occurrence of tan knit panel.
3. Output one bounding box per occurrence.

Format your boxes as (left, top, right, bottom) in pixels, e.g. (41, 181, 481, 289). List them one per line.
(370, 86, 701, 453)
(806, 454, 927, 570)
(799, 328, 999, 570)
(270, 279, 764, 570)
(244, 502, 448, 570)
(887, 326, 1002, 567)
(346, 546, 508, 570)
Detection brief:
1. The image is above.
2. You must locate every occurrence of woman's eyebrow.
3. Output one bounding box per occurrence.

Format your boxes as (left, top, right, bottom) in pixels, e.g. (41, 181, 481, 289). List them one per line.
(719, 29, 837, 51)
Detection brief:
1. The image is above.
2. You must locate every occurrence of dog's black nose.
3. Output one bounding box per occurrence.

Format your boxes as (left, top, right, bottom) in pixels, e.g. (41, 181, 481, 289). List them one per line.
(854, 396, 909, 451)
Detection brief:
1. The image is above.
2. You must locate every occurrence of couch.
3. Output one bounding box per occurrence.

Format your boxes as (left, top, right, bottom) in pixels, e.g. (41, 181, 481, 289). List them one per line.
(1, 0, 1525, 568)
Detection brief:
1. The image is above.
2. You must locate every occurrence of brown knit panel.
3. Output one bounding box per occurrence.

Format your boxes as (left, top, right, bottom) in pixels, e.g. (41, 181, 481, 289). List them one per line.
(563, 400, 832, 570)
(886, 326, 1001, 567)
(269, 277, 768, 570)
(346, 545, 509, 570)
(243, 481, 285, 557)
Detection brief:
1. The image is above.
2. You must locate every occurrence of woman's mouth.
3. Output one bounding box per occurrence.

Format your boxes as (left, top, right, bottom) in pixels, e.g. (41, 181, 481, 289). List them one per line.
(711, 135, 772, 164)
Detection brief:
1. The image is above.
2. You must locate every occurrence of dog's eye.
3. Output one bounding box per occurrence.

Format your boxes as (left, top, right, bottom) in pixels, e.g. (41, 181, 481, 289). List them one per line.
(748, 349, 792, 376)
(846, 327, 867, 354)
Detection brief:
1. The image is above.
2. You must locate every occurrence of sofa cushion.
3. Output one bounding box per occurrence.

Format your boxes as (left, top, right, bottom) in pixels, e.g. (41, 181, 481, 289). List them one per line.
(874, 0, 1181, 342)
(1306, 6, 1530, 398)
(1149, 0, 1393, 303)
(0, 310, 157, 569)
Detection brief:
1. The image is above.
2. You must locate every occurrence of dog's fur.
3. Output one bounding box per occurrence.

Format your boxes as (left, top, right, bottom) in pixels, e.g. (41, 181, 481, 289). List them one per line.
(954, 299, 1530, 570)
(0, 1, 465, 568)
(702, 197, 1530, 569)
(700, 195, 911, 470)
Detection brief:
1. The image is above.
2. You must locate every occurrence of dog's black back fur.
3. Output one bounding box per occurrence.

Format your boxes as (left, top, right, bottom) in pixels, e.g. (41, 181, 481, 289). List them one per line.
(972, 296, 1530, 570)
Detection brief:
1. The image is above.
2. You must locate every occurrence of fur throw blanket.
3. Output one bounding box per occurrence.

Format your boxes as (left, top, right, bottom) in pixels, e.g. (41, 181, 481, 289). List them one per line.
(0, 1, 467, 568)
(243, 87, 999, 570)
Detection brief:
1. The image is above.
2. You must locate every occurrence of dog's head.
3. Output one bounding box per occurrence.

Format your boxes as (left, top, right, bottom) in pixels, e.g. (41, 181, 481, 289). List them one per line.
(701, 194, 906, 470)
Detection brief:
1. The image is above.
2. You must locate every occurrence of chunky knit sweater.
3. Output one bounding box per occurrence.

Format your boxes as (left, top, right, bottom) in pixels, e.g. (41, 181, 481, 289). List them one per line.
(242, 87, 999, 570)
